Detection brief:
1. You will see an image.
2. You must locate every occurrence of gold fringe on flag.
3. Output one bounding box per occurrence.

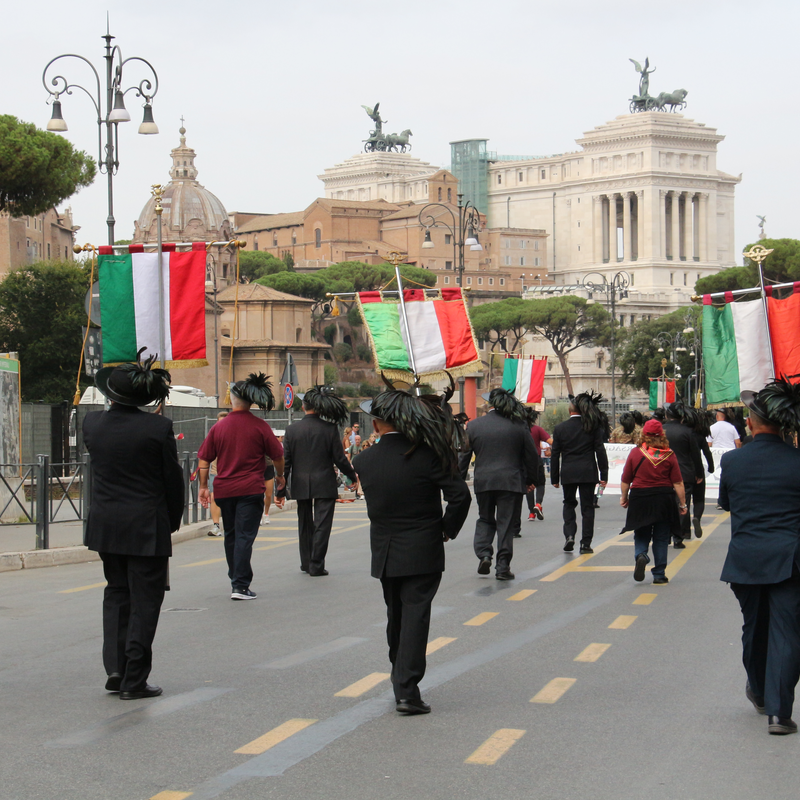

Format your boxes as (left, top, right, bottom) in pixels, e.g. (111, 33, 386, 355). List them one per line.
(73, 244, 97, 406)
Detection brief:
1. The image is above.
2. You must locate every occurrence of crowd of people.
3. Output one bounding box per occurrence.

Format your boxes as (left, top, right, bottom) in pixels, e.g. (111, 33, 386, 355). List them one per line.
(81, 353, 800, 733)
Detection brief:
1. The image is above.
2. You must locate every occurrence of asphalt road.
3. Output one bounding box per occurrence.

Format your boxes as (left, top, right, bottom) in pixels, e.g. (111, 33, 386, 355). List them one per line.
(2, 489, 799, 800)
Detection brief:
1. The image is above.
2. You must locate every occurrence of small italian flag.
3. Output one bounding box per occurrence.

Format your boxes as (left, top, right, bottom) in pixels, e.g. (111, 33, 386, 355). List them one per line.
(501, 356, 547, 403)
(702, 296, 772, 406)
(357, 288, 480, 377)
(649, 378, 676, 411)
(98, 243, 208, 368)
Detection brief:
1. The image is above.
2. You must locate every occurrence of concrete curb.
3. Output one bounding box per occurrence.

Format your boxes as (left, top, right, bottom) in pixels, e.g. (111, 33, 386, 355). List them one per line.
(0, 500, 300, 573)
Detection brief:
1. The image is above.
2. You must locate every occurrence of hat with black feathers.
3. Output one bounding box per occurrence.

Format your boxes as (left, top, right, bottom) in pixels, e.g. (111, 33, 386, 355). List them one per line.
(95, 347, 171, 406)
(301, 386, 349, 425)
(361, 373, 464, 473)
(485, 388, 529, 423)
(230, 373, 275, 411)
(741, 377, 800, 432)
(572, 390, 605, 434)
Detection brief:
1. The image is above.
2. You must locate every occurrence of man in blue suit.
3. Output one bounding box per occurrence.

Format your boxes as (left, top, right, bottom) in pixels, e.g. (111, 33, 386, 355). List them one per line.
(719, 380, 800, 735)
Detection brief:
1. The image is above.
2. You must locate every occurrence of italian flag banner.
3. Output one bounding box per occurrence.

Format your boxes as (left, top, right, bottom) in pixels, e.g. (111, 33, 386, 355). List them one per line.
(357, 288, 480, 379)
(649, 378, 676, 411)
(98, 243, 207, 368)
(501, 356, 547, 403)
(702, 295, 772, 407)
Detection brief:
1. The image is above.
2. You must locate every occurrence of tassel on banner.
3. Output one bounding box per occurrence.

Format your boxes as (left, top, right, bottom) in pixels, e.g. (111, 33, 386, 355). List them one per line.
(331, 296, 341, 317)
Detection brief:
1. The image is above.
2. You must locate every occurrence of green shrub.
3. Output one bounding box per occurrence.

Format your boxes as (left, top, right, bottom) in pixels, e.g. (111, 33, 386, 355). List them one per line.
(356, 343, 372, 362)
(332, 342, 354, 362)
(324, 364, 339, 384)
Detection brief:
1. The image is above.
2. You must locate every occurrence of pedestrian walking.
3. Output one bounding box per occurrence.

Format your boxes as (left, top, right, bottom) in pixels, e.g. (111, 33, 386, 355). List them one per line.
(709, 409, 741, 450)
(458, 389, 539, 580)
(550, 391, 609, 554)
(354, 384, 471, 715)
(83, 351, 184, 699)
(663, 401, 704, 548)
(609, 412, 639, 444)
(281, 386, 356, 576)
(720, 379, 800, 735)
(620, 418, 687, 585)
(525, 407, 551, 523)
(685, 407, 714, 537)
(198, 374, 284, 600)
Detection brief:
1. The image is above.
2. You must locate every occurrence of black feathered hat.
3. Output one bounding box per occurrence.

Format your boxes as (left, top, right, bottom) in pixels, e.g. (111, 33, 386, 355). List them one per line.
(361, 374, 464, 472)
(481, 388, 529, 423)
(741, 377, 800, 431)
(230, 373, 275, 411)
(301, 386, 349, 425)
(95, 348, 171, 406)
(572, 390, 604, 433)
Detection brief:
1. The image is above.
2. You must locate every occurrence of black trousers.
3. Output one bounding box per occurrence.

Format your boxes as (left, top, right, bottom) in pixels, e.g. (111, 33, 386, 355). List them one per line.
(217, 493, 264, 590)
(561, 482, 596, 545)
(100, 552, 168, 692)
(474, 491, 523, 573)
(526, 484, 546, 510)
(731, 572, 800, 718)
(685, 480, 706, 527)
(381, 572, 441, 702)
(296, 497, 336, 573)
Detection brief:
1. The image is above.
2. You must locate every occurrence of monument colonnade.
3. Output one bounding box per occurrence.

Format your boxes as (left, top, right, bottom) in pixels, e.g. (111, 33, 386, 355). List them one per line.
(592, 188, 711, 265)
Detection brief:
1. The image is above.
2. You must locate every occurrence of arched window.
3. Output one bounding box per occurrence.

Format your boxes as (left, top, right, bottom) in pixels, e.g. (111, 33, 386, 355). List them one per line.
(296, 327, 302, 342)
(315, 228, 321, 248)
(273, 234, 278, 247)
(447, 188, 452, 202)
(438, 187, 442, 201)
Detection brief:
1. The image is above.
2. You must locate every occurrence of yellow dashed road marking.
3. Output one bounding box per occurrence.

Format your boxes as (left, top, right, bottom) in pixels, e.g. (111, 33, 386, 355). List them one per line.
(58, 582, 106, 594)
(633, 593, 657, 605)
(150, 792, 193, 800)
(574, 643, 611, 662)
(334, 672, 390, 698)
(507, 589, 537, 601)
(235, 718, 317, 755)
(180, 558, 227, 568)
(609, 615, 637, 630)
(464, 612, 499, 626)
(531, 677, 576, 703)
(426, 637, 457, 655)
(465, 729, 526, 765)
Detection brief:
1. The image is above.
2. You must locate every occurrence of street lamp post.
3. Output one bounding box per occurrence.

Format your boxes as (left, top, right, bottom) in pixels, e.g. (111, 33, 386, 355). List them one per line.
(581, 270, 630, 426)
(42, 24, 160, 245)
(418, 193, 483, 412)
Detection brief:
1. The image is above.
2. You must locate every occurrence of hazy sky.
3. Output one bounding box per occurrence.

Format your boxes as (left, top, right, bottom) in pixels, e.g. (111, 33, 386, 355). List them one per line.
(4, 0, 797, 258)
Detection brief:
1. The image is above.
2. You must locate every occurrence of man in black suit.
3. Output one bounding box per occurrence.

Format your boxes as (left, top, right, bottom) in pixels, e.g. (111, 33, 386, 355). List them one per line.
(354, 388, 471, 715)
(459, 389, 539, 580)
(282, 387, 356, 576)
(720, 381, 800, 735)
(551, 391, 609, 554)
(83, 353, 184, 700)
(663, 402, 704, 548)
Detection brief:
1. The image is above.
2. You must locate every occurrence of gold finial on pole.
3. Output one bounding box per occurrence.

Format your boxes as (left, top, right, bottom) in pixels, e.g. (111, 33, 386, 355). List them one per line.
(386, 251, 405, 268)
(151, 183, 165, 216)
(743, 244, 774, 264)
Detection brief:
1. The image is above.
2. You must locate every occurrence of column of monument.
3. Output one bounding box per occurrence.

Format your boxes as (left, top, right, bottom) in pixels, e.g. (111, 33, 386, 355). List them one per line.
(636, 190, 645, 261)
(670, 191, 680, 262)
(593, 196, 604, 264)
(659, 190, 668, 260)
(699, 193, 709, 262)
(609, 194, 618, 263)
(622, 192, 632, 261)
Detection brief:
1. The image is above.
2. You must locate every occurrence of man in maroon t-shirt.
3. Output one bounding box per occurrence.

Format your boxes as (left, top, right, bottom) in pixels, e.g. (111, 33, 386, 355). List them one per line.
(199, 374, 284, 600)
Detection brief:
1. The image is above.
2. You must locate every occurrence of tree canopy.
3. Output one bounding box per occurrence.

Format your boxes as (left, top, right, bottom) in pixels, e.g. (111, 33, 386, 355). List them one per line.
(0, 115, 95, 216)
(695, 239, 800, 296)
(0, 261, 92, 402)
(469, 298, 527, 353)
(615, 305, 701, 395)
(238, 250, 288, 283)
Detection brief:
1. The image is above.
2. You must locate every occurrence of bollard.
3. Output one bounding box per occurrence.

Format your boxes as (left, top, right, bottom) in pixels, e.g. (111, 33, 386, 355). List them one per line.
(35, 454, 50, 550)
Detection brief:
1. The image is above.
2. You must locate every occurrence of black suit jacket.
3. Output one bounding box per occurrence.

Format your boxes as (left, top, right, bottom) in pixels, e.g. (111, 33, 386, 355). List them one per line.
(353, 434, 471, 578)
(550, 416, 609, 485)
(663, 420, 704, 483)
(83, 405, 184, 556)
(458, 411, 540, 494)
(720, 434, 800, 584)
(284, 413, 356, 500)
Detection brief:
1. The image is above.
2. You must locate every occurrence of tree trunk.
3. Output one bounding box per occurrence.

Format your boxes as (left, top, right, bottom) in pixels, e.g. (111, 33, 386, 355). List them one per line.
(556, 351, 574, 396)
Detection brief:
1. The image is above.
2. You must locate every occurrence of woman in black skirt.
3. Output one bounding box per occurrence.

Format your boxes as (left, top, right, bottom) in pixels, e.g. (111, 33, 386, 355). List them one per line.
(620, 418, 688, 584)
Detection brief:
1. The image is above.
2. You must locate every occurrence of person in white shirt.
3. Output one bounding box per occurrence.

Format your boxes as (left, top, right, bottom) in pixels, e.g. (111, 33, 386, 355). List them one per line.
(709, 410, 742, 451)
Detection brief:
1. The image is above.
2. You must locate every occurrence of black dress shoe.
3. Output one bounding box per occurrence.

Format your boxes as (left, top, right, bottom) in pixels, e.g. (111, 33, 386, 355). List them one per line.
(579, 546, 594, 554)
(496, 571, 515, 581)
(746, 682, 766, 714)
(308, 569, 329, 577)
(768, 715, 798, 735)
(396, 698, 431, 715)
(477, 557, 491, 575)
(105, 673, 122, 692)
(513, 532, 522, 538)
(120, 684, 162, 700)
(564, 537, 575, 552)
(692, 518, 703, 538)
(300, 566, 308, 573)
(673, 540, 686, 549)
(652, 575, 669, 584)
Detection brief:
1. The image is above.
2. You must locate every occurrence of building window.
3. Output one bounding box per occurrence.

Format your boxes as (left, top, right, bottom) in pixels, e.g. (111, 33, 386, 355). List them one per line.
(466, 277, 472, 285)
(273, 234, 278, 247)
(670, 272, 674, 285)
(489, 278, 494, 286)
(447, 188, 452, 202)
(631, 273, 635, 286)
(26, 218, 30, 228)
(445, 234, 451, 245)
(683, 273, 687, 285)
(619, 314, 625, 326)
(597, 353, 604, 369)
(445, 261, 453, 270)
(315, 229, 321, 248)
(500, 278, 505, 286)
(438, 187, 442, 201)
(577, 221, 581, 228)
(64, 246, 68, 259)
(478, 277, 483, 286)
(577, 245, 581, 252)
(47, 243, 50, 259)
(534, 240, 540, 250)
(541, 169, 546, 179)
(497, 175, 502, 184)
(519, 172, 523, 181)
(520, 240, 526, 249)
(444, 276, 450, 284)
(520, 257, 525, 266)
(292, 231, 297, 245)
(534, 257, 541, 267)
(630, 315, 636, 325)
(504, 256, 511, 266)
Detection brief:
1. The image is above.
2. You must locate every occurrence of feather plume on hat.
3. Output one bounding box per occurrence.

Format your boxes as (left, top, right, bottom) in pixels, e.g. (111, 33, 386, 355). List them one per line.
(302, 386, 349, 425)
(743, 377, 800, 432)
(117, 348, 172, 403)
(573, 390, 604, 434)
(230, 373, 275, 411)
(487, 388, 529, 423)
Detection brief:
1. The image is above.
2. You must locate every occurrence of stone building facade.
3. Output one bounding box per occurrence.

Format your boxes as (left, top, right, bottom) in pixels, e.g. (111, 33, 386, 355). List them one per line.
(0, 207, 78, 276)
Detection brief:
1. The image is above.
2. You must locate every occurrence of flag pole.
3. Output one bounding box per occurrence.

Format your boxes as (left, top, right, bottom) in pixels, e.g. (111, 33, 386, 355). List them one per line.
(152, 184, 167, 371)
(743, 244, 775, 380)
(386, 251, 420, 392)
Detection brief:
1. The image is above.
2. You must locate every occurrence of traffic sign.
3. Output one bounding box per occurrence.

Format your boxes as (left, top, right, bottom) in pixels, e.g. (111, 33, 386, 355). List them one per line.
(284, 383, 294, 409)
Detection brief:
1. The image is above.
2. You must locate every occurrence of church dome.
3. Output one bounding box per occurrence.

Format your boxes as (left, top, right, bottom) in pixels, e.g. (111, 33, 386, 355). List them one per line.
(133, 125, 231, 243)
